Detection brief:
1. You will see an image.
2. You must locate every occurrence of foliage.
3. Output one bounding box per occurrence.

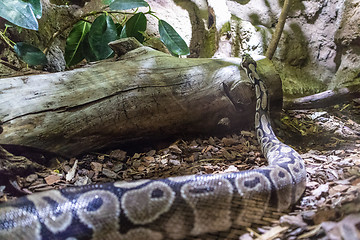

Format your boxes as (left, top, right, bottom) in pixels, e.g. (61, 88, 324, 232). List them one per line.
(64, 21, 91, 66)
(0, 0, 41, 31)
(158, 20, 190, 57)
(0, 0, 190, 67)
(14, 42, 47, 66)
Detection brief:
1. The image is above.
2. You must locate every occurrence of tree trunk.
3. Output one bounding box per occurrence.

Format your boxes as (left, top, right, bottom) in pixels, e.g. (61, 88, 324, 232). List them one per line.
(0, 47, 282, 157)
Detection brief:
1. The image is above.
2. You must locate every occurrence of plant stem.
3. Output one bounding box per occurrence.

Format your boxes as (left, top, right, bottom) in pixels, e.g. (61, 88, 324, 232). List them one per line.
(44, 10, 136, 54)
(0, 31, 15, 48)
(265, 0, 292, 60)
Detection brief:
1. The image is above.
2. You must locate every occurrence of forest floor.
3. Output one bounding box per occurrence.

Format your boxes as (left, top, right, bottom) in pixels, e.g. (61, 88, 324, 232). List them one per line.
(0, 101, 359, 240)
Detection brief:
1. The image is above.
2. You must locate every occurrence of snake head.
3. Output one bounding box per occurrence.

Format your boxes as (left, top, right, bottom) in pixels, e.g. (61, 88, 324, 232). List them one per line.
(241, 53, 257, 69)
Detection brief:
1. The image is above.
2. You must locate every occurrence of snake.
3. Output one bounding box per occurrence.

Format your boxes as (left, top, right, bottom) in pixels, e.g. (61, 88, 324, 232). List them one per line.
(0, 54, 306, 240)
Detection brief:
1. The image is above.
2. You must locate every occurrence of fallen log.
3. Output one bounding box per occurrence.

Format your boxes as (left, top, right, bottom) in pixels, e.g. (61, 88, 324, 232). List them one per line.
(0, 46, 282, 157)
(284, 87, 360, 110)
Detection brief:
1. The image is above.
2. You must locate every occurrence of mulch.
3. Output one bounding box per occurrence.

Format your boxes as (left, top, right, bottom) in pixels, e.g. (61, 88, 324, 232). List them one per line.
(0, 102, 359, 240)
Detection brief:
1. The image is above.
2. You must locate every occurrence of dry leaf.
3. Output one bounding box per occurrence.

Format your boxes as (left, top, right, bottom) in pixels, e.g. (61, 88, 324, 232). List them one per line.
(313, 183, 329, 199)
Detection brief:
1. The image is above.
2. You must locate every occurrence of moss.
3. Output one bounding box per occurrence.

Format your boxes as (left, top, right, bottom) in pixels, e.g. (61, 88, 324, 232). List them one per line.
(231, 15, 242, 57)
(255, 26, 271, 55)
(249, 13, 262, 26)
(279, 65, 327, 97)
(282, 23, 309, 67)
(220, 22, 231, 35)
(233, 0, 250, 4)
(200, 26, 217, 58)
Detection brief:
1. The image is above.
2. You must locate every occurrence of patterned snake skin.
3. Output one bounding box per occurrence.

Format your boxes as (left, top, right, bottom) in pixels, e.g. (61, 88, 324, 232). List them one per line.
(0, 54, 306, 240)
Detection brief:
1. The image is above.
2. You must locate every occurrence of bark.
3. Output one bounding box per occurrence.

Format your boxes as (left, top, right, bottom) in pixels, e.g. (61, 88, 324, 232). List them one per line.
(0, 145, 46, 176)
(265, 0, 292, 60)
(0, 47, 282, 157)
(283, 87, 360, 110)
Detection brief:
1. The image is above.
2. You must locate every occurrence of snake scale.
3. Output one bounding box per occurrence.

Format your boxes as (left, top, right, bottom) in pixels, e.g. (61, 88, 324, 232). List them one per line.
(0, 54, 306, 240)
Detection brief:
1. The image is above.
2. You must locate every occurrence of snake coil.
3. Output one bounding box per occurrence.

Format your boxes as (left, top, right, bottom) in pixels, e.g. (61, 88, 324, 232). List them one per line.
(0, 54, 306, 240)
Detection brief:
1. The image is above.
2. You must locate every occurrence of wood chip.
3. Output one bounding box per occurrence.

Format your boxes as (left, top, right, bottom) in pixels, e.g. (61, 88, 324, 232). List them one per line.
(169, 144, 182, 154)
(255, 226, 288, 240)
(44, 175, 61, 185)
(102, 168, 118, 179)
(66, 159, 78, 182)
(109, 149, 127, 161)
(25, 174, 38, 183)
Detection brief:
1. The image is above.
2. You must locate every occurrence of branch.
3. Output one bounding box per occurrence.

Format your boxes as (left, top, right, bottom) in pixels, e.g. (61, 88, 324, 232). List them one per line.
(283, 87, 360, 110)
(265, 0, 292, 60)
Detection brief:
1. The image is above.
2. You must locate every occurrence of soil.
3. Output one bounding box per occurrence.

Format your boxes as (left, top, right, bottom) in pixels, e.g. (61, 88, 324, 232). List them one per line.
(0, 101, 359, 240)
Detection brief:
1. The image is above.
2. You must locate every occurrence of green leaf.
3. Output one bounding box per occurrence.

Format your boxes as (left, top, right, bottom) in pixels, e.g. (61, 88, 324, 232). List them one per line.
(25, 0, 42, 19)
(14, 42, 47, 66)
(159, 20, 189, 56)
(109, 0, 148, 10)
(125, 12, 147, 43)
(102, 0, 114, 5)
(87, 14, 118, 60)
(65, 20, 91, 67)
(119, 25, 127, 38)
(82, 33, 98, 62)
(115, 23, 123, 37)
(0, 0, 38, 30)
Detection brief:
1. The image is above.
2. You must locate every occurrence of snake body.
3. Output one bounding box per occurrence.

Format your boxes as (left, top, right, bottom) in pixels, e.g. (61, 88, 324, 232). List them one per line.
(0, 54, 306, 240)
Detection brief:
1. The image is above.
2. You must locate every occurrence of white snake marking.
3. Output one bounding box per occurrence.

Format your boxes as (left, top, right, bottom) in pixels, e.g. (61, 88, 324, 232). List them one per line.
(77, 190, 120, 239)
(27, 190, 72, 233)
(0, 207, 40, 240)
(181, 178, 233, 235)
(0, 54, 306, 239)
(121, 181, 175, 225)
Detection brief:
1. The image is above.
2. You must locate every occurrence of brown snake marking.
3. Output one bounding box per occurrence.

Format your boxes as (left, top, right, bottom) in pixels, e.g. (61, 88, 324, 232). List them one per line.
(0, 54, 306, 240)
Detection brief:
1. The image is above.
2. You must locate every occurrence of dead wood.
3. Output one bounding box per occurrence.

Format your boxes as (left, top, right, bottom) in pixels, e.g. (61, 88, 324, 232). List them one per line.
(0, 145, 46, 176)
(284, 87, 360, 110)
(0, 47, 282, 157)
